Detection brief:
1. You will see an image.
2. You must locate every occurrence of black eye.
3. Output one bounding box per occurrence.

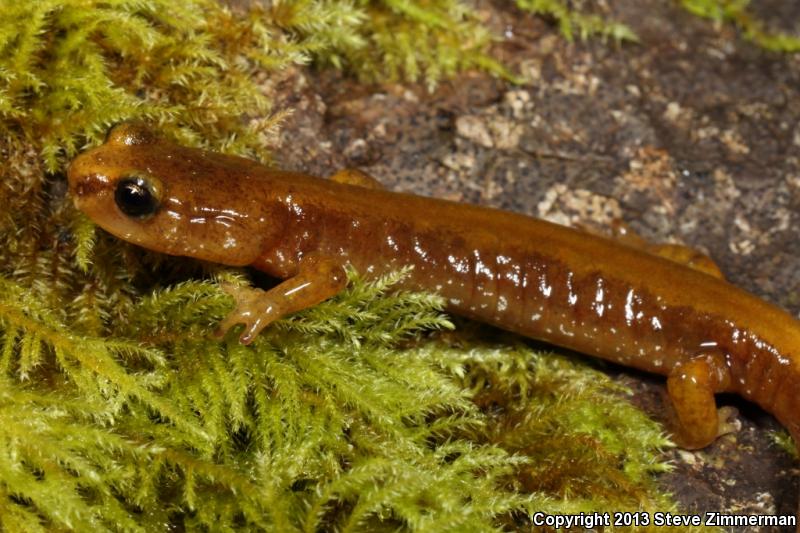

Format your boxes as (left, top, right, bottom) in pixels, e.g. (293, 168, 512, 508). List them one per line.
(114, 176, 159, 218)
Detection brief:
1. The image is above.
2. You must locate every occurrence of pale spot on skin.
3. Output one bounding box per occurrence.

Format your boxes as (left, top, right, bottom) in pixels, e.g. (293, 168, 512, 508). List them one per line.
(413, 238, 428, 261)
(568, 293, 577, 305)
(625, 289, 634, 323)
(448, 254, 469, 274)
(566, 272, 577, 305)
(540, 282, 552, 297)
(497, 296, 508, 312)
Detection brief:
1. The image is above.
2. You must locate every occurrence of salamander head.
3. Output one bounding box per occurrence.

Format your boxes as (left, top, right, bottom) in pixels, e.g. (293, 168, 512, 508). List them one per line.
(68, 123, 269, 266)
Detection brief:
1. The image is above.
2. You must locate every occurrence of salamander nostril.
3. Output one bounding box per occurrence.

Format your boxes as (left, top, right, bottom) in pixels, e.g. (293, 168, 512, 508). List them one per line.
(69, 174, 105, 197)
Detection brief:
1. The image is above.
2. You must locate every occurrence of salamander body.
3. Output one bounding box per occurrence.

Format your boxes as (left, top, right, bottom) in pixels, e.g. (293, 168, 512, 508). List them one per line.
(68, 123, 800, 451)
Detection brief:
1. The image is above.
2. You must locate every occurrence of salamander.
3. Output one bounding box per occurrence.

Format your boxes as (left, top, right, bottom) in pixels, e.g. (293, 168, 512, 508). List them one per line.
(68, 122, 800, 454)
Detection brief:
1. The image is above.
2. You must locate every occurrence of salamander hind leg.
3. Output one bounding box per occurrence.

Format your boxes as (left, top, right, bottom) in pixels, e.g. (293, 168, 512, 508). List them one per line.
(329, 169, 385, 190)
(648, 243, 725, 280)
(216, 256, 347, 344)
(666, 353, 738, 449)
(605, 219, 725, 280)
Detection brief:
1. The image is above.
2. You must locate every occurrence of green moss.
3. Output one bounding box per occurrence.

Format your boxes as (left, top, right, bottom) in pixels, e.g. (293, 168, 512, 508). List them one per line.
(276, 0, 510, 88)
(268, 0, 635, 87)
(771, 430, 798, 459)
(680, 0, 800, 52)
(515, 0, 638, 42)
(0, 268, 723, 531)
(0, 0, 289, 173)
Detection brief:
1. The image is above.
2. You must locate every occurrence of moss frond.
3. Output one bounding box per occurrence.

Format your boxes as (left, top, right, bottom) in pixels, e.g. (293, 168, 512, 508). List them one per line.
(0, 276, 205, 439)
(282, 0, 511, 88)
(515, 0, 639, 43)
(281, 267, 454, 346)
(72, 214, 96, 274)
(680, 0, 800, 52)
(771, 430, 798, 459)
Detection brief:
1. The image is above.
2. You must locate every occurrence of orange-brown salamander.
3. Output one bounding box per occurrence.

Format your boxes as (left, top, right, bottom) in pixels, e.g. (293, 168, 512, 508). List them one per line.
(68, 123, 800, 453)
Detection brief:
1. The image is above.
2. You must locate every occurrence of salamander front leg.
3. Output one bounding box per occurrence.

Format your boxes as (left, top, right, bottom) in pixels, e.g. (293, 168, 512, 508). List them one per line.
(666, 353, 738, 449)
(216, 256, 347, 344)
(648, 243, 725, 280)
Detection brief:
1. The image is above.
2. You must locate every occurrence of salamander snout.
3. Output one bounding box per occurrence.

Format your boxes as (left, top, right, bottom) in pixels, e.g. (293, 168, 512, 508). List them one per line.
(67, 152, 110, 207)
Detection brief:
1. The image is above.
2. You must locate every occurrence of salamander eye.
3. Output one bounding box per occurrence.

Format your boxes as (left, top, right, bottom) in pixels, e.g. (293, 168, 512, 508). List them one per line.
(115, 176, 159, 218)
